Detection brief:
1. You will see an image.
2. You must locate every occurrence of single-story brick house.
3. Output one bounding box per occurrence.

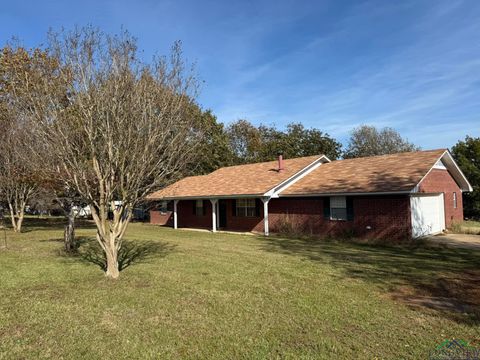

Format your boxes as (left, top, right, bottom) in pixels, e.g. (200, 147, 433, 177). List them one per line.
(147, 149, 472, 240)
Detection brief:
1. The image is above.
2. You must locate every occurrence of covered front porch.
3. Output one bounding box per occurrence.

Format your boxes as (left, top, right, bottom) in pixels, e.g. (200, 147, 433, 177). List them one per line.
(156, 197, 273, 236)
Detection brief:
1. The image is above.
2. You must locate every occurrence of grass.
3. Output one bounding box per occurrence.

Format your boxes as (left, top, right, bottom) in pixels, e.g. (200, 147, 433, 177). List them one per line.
(451, 220, 480, 235)
(0, 218, 479, 359)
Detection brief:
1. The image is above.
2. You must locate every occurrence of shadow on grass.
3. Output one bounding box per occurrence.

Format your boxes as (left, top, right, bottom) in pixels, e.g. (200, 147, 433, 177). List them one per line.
(261, 236, 480, 325)
(76, 237, 176, 272)
(18, 217, 97, 233)
(43, 236, 91, 253)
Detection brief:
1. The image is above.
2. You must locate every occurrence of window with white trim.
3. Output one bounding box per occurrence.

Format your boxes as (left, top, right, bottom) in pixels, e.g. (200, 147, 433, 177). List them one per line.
(235, 198, 256, 217)
(453, 192, 457, 209)
(330, 196, 347, 221)
(195, 200, 204, 216)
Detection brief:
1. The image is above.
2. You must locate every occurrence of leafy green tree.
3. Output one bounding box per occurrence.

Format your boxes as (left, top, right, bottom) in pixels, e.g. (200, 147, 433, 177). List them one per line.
(451, 136, 480, 219)
(226, 119, 263, 164)
(344, 125, 419, 158)
(268, 123, 342, 160)
(189, 108, 234, 175)
(226, 120, 342, 163)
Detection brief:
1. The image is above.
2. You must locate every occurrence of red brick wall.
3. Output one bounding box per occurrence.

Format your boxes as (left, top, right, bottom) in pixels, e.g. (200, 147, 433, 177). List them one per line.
(222, 199, 263, 232)
(350, 196, 411, 239)
(177, 200, 213, 229)
(151, 196, 412, 240)
(417, 168, 463, 227)
(150, 210, 173, 226)
(266, 196, 411, 240)
(266, 198, 321, 234)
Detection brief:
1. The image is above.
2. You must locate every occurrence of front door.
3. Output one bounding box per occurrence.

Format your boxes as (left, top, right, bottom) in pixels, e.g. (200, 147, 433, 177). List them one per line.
(219, 200, 227, 228)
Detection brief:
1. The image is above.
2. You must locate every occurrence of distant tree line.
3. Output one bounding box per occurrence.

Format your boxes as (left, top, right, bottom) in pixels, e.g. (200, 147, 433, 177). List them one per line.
(191, 115, 421, 174)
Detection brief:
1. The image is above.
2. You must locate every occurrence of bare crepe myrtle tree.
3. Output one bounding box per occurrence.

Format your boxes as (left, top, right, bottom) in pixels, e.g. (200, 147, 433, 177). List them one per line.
(0, 115, 37, 233)
(0, 45, 63, 232)
(22, 27, 201, 278)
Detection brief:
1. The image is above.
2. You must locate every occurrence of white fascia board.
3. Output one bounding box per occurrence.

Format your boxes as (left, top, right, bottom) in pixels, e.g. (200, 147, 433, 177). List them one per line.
(412, 150, 473, 193)
(442, 150, 473, 192)
(279, 191, 411, 197)
(151, 194, 264, 201)
(263, 155, 331, 198)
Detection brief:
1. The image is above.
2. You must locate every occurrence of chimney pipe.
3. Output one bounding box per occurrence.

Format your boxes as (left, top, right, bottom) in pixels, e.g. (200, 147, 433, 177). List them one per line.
(278, 152, 284, 171)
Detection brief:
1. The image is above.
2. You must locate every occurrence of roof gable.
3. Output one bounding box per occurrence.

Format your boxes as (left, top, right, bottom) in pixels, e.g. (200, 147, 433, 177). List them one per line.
(414, 150, 472, 192)
(281, 149, 451, 195)
(147, 155, 326, 199)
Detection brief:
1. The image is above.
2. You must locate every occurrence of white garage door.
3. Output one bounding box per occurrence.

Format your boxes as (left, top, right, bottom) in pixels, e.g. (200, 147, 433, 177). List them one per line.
(411, 194, 445, 238)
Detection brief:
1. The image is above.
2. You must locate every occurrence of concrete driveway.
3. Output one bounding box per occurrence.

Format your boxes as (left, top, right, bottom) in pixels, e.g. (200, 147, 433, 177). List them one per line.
(426, 233, 480, 250)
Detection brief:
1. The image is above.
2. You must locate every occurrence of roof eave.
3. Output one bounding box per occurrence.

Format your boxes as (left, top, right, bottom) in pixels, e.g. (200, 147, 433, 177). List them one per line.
(147, 193, 265, 201)
(279, 190, 412, 197)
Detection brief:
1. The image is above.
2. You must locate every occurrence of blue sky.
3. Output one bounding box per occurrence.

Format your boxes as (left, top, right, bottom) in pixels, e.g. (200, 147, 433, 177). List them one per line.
(1, 0, 479, 148)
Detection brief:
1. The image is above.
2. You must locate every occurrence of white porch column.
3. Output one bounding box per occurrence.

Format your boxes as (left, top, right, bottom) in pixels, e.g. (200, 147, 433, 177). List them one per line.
(173, 200, 178, 229)
(210, 199, 218, 232)
(262, 197, 270, 236)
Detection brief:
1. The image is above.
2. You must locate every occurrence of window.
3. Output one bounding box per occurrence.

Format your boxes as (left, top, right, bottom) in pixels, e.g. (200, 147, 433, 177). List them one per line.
(235, 199, 257, 217)
(159, 201, 168, 214)
(195, 200, 204, 216)
(330, 196, 347, 221)
(453, 192, 457, 209)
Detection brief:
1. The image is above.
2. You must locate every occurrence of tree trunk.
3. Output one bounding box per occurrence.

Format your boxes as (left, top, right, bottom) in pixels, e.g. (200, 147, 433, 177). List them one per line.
(64, 209, 76, 252)
(105, 242, 119, 279)
(8, 204, 18, 232)
(10, 215, 18, 232)
(8, 202, 24, 233)
(16, 213, 24, 233)
(91, 204, 132, 280)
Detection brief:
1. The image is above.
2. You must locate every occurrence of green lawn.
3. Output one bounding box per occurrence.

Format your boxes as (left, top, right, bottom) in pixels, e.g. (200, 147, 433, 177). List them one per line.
(455, 220, 480, 235)
(0, 218, 479, 359)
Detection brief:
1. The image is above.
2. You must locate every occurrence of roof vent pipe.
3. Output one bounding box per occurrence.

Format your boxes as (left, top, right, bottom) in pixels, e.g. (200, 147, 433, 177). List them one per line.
(278, 152, 284, 172)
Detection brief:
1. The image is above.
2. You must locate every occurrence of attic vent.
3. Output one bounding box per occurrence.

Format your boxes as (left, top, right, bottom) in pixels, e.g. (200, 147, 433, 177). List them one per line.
(433, 159, 447, 170)
(278, 152, 284, 171)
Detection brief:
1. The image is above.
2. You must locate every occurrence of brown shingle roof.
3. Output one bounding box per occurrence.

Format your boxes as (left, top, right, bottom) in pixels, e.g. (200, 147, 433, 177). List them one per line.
(147, 155, 323, 199)
(282, 149, 446, 195)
